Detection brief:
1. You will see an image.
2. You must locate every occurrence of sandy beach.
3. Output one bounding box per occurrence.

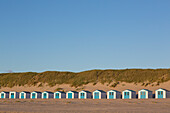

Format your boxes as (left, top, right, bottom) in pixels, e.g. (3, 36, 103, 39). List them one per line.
(0, 99, 170, 113)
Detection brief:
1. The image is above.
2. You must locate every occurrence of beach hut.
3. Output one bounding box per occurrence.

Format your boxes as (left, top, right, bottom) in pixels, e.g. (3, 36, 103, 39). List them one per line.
(122, 89, 136, 99)
(54, 91, 66, 99)
(66, 91, 78, 99)
(79, 90, 92, 99)
(138, 89, 152, 99)
(0, 91, 9, 99)
(155, 88, 170, 99)
(9, 91, 19, 99)
(93, 90, 106, 99)
(42, 91, 53, 99)
(107, 90, 121, 99)
(19, 91, 30, 99)
(31, 91, 42, 99)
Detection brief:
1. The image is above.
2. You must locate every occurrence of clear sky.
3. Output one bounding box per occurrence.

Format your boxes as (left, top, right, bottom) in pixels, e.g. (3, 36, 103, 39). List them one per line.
(0, 0, 170, 73)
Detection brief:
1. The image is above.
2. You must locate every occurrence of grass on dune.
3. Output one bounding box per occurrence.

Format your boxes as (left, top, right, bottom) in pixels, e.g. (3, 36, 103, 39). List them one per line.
(0, 69, 170, 88)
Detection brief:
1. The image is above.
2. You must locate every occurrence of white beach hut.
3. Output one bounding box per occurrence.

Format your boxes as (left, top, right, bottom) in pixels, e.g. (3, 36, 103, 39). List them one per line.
(122, 89, 136, 99)
(155, 88, 170, 99)
(79, 90, 92, 99)
(107, 90, 121, 99)
(66, 91, 78, 99)
(93, 90, 106, 99)
(0, 91, 9, 99)
(54, 91, 66, 99)
(19, 91, 30, 99)
(31, 91, 42, 99)
(42, 91, 53, 99)
(9, 91, 19, 99)
(138, 89, 152, 99)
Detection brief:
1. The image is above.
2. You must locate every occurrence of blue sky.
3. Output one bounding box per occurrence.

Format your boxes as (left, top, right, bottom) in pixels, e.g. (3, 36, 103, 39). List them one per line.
(0, 0, 170, 73)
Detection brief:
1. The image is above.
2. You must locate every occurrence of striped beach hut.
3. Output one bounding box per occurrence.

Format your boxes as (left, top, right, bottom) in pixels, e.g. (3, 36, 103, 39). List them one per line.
(66, 91, 78, 99)
(42, 91, 53, 99)
(0, 91, 9, 99)
(54, 91, 66, 99)
(138, 89, 152, 99)
(19, 91, 30, 99)
(9, 91, 19, 99)
(107, 90, 121, 99)
(31, 91, 41, 99)
(155, 88, 170, 99)
(79, 90, 92, 99)
(93, 90, 106, 99)
(122, 89, 136, 99)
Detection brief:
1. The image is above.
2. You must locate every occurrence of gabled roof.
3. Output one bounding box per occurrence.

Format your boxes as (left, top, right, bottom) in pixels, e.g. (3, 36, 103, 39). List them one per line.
(31, 91, 42, 93)
(20, 91, 30, 93)
(138, 89, 151, 92)
(0, 91, 9, 93)
(155, 88, 167, 91)
(93, 90, 106, 93)
(122, 89, 135, 92)
(107, 90, 118, 92)
(54, 91, 65, 93)
(67, 91, 78, 93)
(79, 90, 91, 93)
(42, 91, 53, 93)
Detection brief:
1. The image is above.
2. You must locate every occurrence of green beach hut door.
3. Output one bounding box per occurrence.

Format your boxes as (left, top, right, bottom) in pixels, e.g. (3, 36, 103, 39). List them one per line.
(94, 92, 99, 99)
(158, 91, 163, 98)
(109, 92, 114, 99)
(11, 93, 14, 99)
(1, 93, 4, 98)
(140, 92, 146, 99)
(32, 93, 36, 99)
(68, 93, 72, 99)
(43, 93, 47, 99)
(21, 93, 25, 99)
(55, 93, 59, 99)
(80, 93, 85, 99)
(124, 92, 129, 99)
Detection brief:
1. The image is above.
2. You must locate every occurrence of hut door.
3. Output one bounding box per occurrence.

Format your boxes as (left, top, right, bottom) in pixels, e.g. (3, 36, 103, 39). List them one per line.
(141, 92, 146, 99)
(124, 92, 129, 99)
(158, 91, 163, 98)
(21, 93, 25, 99)
(68, 93, 72, 99)
(55, 93, 59, 99)
(109, 92, 114, 99)
(1, 93, 4, 98)
(94, 92, 99, 99)
(32, 93, 36, 99)
(80, 93, 85, 99)
(43, 93, 47, 99)
(11, 93, 14, 99)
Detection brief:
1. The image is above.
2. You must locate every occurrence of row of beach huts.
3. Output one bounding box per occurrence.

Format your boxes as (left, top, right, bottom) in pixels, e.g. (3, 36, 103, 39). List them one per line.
(0, 88, 170, 99)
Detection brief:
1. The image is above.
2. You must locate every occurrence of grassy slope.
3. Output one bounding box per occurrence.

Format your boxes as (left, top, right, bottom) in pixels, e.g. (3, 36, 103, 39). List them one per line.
(0, 69, 170, 88)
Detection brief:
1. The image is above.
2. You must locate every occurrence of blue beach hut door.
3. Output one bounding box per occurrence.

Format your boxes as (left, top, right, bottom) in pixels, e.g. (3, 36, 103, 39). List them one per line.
(55, 93, 59, 99)
(43, 93, 47, 99)
(109, 92, 114, 99)
(1, 93, 4, 98)
(124, 92, 129, 99)
(140, 92, 146, 99)
(68, 93, 72, 99)
(32, 93, 36, 99)
(80, 93, 85, 99)
(11, 93, 14, 99)
(21, 93, 25, 99)
(158, 91, 163, 98)
(94, 92, 99, 99)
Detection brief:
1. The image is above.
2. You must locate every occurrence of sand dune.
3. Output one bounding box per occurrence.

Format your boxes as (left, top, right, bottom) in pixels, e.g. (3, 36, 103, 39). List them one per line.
(1, 81, 170, 93)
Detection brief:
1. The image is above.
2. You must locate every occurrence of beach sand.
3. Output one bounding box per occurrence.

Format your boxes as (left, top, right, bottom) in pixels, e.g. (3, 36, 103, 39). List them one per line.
(0, 99, 170, 113)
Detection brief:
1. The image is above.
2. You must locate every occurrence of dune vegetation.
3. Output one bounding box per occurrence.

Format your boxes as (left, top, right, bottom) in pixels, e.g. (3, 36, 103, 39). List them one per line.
(0, 69, 170, 88)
